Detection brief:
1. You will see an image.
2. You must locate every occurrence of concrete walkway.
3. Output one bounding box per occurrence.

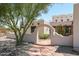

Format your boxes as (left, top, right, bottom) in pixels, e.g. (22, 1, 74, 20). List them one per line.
(27, 45, 63, 56)
(26, 44, 79, 56)
(37, 39, 51, 45)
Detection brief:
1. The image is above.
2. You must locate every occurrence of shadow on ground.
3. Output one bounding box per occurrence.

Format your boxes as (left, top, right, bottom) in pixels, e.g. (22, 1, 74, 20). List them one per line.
(55, 46, 79, 56)
(0, 36, 79, 56)
(0, 37, 34, 56)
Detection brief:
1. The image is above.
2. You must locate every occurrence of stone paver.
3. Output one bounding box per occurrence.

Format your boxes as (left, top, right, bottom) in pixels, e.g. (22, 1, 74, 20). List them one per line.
(26, 44, 79, 56)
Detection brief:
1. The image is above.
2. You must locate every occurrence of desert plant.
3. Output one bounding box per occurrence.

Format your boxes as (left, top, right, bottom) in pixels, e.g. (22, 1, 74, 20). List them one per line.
(39, 33, 49, 39)
(0, 3, 50, 46)
(55, 25, 71, 36)
(56, 25, 65, 35)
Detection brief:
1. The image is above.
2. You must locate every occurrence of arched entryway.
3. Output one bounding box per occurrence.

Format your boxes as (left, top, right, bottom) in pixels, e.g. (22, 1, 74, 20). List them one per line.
(35, 23, 55, 45)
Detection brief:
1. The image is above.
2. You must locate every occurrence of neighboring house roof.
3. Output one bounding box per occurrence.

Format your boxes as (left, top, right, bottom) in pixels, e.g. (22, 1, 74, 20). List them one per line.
(50, 14, 73, 26)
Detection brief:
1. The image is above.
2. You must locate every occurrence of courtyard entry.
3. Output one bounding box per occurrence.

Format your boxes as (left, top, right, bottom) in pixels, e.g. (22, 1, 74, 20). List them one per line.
(36, 24, 55, 45)
(27, 22, 73, 46)
(37, 26, 50, 45)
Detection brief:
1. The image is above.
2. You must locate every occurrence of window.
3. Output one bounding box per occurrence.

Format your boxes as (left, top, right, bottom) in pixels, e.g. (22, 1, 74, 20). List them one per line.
(67, 19, 69, 21)
(31, 26, 36, 33)
(55, 19, 57, 22)
(61, 19, 63, 22)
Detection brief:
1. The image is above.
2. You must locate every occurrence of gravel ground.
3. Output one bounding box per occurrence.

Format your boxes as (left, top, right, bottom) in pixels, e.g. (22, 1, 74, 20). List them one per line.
(0, 36, 79, 56)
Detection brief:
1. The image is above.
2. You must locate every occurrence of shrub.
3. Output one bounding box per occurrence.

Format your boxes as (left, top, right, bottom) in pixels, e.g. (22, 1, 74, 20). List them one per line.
(55, 25, 71, 36)
(39, 33, 49, 39)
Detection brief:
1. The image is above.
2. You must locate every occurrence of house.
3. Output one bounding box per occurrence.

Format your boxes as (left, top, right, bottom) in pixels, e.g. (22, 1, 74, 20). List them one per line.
(26, 19, 50, 35)
(22, 4, 79, 52)
(50, 14, 73, 36)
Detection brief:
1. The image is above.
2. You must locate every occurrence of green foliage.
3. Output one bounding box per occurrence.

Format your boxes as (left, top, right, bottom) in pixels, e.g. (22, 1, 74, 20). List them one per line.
(64, 26, 71, 36)
(56, 25, 64, 35)
(0, 3, 50, 46)
(55, 25, 71, 36)
(39, 33, 49, 39)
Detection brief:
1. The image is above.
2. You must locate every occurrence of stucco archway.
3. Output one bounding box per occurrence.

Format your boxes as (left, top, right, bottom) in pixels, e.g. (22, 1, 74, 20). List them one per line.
(35, 23, 55, 45)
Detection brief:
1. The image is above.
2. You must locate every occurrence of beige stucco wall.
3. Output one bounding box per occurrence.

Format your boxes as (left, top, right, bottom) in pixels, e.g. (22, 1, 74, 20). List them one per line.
(6, 29, 38, 44)
(51, 32, 73, 46)
(52, 14, 73, 22)
(23, 29, 38, 44)
(73, 4, 79, 51)
(6, 23, 73, 46)
(51, 14, 73, 26)
(44, 21, 50, 34)
(26, 27, 31, 34)
(25, 19, 50, 35)
(37, 20, 45, 35)
(50, 21, 72, 26)
(36, 24, 73, 46)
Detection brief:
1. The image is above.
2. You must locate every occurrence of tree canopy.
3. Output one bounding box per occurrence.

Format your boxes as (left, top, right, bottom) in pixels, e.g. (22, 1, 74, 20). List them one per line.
(0, 3, 50, 45)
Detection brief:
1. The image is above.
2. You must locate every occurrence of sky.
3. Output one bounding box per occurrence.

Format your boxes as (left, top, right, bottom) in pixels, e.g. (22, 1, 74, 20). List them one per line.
(37, 3, 73, 22)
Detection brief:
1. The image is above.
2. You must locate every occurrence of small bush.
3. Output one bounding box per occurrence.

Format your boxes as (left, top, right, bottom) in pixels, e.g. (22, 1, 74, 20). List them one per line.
(39, 33, 49, 39)
(55, 25, 72, 36)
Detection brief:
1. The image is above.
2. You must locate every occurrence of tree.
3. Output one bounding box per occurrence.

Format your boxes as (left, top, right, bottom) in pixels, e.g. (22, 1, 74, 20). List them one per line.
(0, 3, 50, 46)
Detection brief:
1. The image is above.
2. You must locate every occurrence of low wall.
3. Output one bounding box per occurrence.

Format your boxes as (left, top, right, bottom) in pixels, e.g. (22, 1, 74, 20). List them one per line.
(23, 33, 38, 43)
(6, 31, 38, 44)
(51, 32, 73, 46)
(6, 30, 73, 46)
(23, 29, 38, 44)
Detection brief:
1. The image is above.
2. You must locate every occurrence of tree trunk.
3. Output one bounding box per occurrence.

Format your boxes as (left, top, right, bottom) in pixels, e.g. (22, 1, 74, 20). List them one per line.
(16, 36, 23, 46)
(16, 39, 21, 46)
(15, 32, 24, 46)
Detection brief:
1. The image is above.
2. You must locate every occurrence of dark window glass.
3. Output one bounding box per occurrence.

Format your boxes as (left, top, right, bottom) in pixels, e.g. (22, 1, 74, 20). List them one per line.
(61, 19, 63, 22)
(67, 19, 69, 21)
(31, 26, 36, 33)
(55, 20, 57, 22)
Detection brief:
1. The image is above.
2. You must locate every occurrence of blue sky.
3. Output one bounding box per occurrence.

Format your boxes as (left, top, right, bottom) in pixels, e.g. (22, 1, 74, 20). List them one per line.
(37, 3, 73, 22)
